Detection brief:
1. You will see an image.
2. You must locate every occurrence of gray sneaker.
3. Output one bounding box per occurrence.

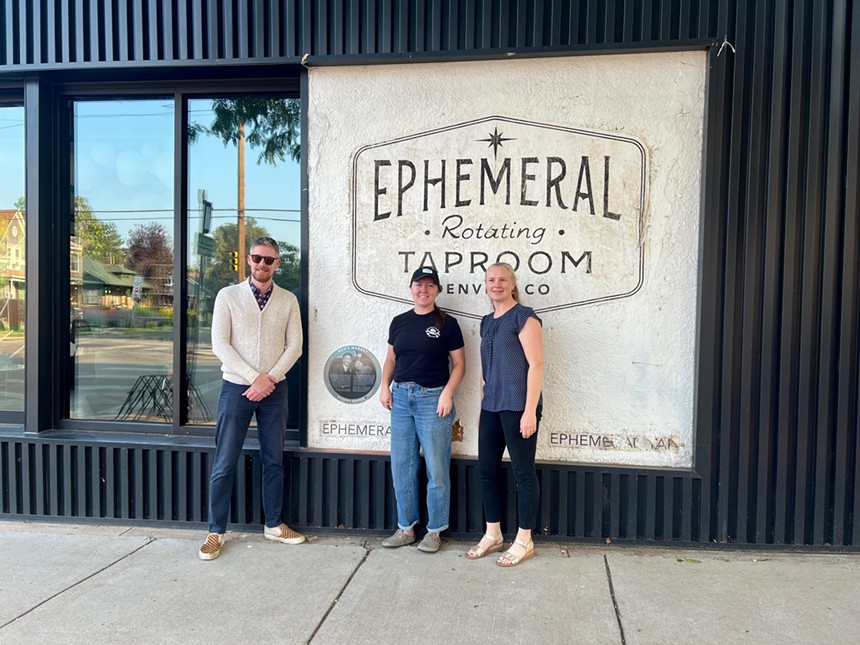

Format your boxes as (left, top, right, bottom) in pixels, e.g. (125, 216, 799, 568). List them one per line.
(381, 529, 415, 548)
(417, 532, 441, 553)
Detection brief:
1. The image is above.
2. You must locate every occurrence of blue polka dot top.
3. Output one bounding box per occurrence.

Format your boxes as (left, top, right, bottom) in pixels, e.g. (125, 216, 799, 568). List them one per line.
(480, 303, 542, 412)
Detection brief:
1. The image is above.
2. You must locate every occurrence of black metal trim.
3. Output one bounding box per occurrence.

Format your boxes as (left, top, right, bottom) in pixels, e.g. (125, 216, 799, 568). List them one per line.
(299, 67, 309, 446)
(173, 91, 189, 429)
(24, 78, 56, 433)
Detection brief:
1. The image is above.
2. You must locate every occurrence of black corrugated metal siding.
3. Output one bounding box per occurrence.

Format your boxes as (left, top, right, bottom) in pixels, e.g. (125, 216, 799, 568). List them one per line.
(2, 0, 722, 67)
(0, 0, 858, 547)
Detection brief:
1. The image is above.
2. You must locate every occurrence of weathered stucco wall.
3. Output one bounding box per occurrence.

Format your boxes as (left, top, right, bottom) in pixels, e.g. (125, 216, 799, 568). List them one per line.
(307, 52, 706, 468)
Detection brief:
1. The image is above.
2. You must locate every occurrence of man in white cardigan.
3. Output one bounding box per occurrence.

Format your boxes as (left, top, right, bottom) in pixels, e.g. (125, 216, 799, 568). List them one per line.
(199, 236, 304, 560)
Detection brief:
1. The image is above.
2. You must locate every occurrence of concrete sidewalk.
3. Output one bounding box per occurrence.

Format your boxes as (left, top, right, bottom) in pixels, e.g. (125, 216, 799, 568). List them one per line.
(1, 522, 857, 644)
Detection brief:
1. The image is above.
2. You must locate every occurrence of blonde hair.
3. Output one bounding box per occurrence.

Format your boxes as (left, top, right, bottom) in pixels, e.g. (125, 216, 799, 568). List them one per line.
(486, 262, 520, 302)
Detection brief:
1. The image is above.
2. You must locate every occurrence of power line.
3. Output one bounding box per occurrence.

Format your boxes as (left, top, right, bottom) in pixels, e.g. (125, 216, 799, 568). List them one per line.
(77, 208, 300, 214)
(73, 212, 300, 223)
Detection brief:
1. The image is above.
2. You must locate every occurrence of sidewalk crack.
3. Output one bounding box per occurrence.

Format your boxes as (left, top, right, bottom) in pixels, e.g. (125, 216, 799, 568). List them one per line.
(306, 543, 372, 644)
(604, 554, 627, 645)
(0, 537, 155, 631)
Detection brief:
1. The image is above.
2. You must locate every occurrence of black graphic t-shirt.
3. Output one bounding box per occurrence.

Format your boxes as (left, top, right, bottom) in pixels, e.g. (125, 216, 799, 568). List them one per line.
(388, 309, 465, 388)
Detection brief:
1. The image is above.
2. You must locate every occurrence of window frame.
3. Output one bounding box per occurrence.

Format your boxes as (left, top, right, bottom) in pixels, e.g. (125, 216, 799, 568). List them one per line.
(0, 93, 26, 423)
(46, 75, 306, 443)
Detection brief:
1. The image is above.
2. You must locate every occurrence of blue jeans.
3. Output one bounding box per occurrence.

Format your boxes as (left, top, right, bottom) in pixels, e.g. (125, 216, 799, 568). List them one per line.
(389, 381, 454, 533)
(208, 380, 288, 534)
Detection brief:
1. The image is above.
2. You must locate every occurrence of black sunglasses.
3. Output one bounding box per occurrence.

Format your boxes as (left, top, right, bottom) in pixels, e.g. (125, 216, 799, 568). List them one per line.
(250, 254, 278, 265)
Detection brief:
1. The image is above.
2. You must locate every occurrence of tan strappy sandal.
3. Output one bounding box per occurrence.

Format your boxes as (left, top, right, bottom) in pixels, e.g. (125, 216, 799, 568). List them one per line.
(496, 538, 535, 567)
(465, 533, 505, 560)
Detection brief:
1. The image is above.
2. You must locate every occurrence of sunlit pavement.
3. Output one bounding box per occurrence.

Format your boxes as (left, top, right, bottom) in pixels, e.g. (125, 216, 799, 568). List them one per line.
(1, 521, 858, 644)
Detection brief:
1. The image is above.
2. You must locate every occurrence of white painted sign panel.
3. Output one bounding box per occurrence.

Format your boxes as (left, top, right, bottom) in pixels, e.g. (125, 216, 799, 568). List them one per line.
(307, 53, 706, 468)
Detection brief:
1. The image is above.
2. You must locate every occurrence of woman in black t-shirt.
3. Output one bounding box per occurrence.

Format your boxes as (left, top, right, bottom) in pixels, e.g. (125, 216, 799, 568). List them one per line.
(379, 266, 465, 553)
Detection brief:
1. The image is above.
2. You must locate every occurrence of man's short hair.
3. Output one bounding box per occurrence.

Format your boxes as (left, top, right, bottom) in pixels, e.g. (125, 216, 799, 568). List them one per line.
(251, 236, 280, 255)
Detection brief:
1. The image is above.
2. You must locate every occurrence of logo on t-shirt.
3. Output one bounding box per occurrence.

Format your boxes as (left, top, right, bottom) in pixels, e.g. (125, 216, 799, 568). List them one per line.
(425, 327, 441, 339)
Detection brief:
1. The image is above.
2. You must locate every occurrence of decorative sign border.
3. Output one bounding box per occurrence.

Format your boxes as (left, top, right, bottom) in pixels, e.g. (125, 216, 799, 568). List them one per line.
(351, 115, 647, 319)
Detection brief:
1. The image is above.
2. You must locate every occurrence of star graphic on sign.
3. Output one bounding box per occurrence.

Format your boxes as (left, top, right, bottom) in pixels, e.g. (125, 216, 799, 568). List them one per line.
(477, 127, 516, 159)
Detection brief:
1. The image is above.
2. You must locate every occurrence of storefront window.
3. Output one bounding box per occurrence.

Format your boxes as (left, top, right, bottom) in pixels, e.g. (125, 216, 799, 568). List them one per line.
(70, 99, 175, 422)
(186, 97, 302, 426)
(0, 104, 25, 411)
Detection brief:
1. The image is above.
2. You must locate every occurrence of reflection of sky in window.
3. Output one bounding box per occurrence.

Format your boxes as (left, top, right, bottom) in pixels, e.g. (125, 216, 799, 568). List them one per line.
(188, 98, 302, 251)
(74, 99, 174, 233)
(0, 106, 25, 210)
(72, 99, 301, 250)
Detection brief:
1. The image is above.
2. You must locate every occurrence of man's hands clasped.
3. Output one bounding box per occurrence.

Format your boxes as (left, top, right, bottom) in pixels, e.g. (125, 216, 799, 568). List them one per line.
(243, 374, 278, 401)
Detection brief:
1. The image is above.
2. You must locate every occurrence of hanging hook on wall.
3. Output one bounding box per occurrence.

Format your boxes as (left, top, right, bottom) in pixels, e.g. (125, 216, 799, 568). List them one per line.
(717, 35, 736, 57)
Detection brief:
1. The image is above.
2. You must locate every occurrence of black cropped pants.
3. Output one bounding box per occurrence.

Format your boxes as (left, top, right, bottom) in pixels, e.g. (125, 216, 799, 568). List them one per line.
(477, 407, 541, 530)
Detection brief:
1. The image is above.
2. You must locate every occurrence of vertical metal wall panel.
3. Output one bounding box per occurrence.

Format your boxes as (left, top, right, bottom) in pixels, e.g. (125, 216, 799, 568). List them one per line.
(780, 1, 809, 547)
(9, 442, 17, 513)
(798, 0, 829, 547)
(147, 0, 158, 61)
(753, 0, 788, 544)
(102, 0, 113, 62)
(87, 0, 101, 61)
(45, 2, 57, 65)
(812, 1, 843, 547)
(114, 1, 128, 61)
(18, 0, 28, 63)
(767, 0, 792, 546)
(47, 444, 58, 515)
(131, 0, 143, 60)
(716, 0, 746, 546)
(2, 0, 10, 65)
(329, 0, 344, 55)
(736, 0, 769, 546)
(842, 0, 860, 547)
(694, 0, 729, 545)
(810, 0, 853, 546)
(268, 0, 280, 57)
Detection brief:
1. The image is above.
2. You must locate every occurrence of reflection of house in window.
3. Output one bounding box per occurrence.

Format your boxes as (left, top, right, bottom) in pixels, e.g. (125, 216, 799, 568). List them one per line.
(70, 236, 83, 306)
(0, 209, 26, 331)
(140, 262, 174, 308)
(83, 258, 151, 308)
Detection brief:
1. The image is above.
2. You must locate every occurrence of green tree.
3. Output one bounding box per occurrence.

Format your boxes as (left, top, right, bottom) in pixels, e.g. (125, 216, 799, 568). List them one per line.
(17, 195, 125, 265)
(209, 219, 300, 295)
(125, 223, 174, 307)
(125, 222, 173, 279)
(189, 98, 301, 282)
(189, 98, 301, 164)
(74, 197, 124, 264)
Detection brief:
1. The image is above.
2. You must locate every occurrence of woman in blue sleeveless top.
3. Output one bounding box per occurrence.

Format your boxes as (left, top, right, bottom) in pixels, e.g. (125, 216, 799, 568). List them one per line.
(466, 262, 544, 567)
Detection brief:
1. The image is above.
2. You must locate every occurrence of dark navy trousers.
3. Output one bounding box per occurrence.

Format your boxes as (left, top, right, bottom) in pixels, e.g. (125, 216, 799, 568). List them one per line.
(207, 380, 288, 533)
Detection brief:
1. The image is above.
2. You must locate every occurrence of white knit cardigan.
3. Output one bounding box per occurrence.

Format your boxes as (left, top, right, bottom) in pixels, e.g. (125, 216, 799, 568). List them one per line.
(211, 281, 303, 385)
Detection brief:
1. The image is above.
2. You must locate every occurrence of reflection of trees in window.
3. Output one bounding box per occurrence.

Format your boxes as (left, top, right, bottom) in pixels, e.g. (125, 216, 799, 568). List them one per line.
(189, 97, 301, 281)
(125, 222, 173, 307)
(189, 98, 301, 165)
(208, 217, 300, 294)
(73, 196, 124, 264)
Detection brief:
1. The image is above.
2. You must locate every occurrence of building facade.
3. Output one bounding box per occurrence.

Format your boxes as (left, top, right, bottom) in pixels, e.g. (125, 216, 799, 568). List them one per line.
(0, 0, 858, 548)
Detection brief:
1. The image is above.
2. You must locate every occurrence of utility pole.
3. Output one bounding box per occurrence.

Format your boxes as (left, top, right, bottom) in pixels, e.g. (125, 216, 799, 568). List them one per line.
(237, 121, 246, 281)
